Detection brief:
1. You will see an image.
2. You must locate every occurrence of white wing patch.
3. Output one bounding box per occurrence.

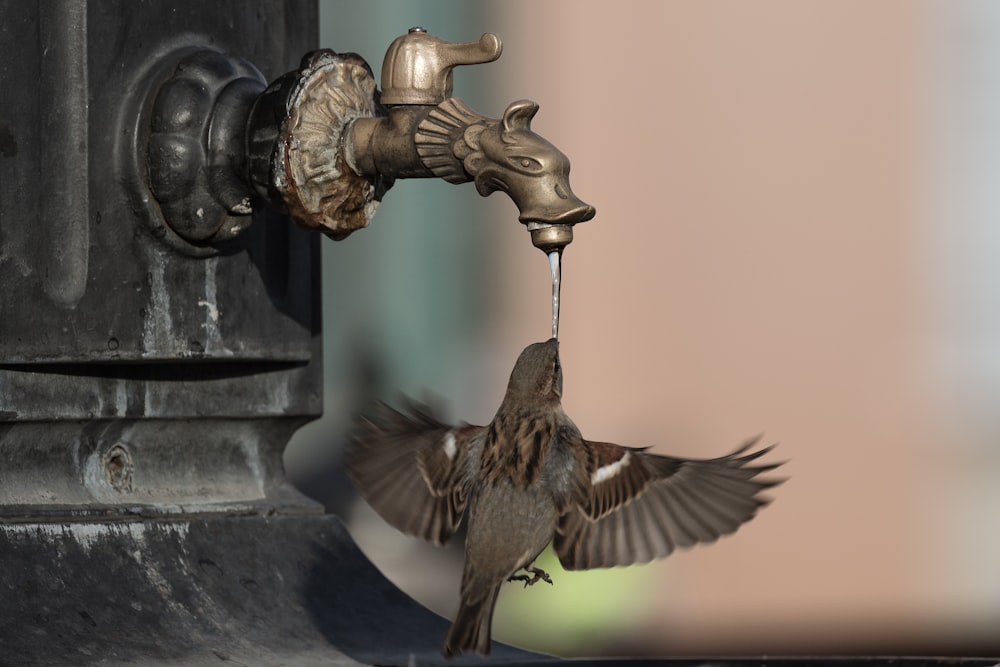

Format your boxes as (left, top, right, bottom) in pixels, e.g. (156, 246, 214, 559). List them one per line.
(442, 431, 458, 460)
(591, 450, 631, 484)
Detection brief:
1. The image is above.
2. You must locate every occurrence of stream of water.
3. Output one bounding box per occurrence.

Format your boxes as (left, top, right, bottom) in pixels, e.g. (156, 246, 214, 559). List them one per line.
(548, 250, 561, 340)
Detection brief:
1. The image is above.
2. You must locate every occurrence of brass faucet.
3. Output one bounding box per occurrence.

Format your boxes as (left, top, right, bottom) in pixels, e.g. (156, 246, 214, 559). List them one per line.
(142, 28, 594, 254)
(250, 28, 596, 253)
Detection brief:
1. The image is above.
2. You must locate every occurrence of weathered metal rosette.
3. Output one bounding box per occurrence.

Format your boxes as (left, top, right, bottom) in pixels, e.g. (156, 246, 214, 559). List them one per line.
(249, 50, 388, 240)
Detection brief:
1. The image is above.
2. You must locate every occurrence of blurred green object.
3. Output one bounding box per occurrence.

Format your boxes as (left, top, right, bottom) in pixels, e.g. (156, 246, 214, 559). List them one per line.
(494, 546, 656, 656)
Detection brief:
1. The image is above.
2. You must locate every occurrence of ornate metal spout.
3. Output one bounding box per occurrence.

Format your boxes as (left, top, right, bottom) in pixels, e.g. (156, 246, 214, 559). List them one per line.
(140, 28, 594, 253)
(263, 27, 595, 252)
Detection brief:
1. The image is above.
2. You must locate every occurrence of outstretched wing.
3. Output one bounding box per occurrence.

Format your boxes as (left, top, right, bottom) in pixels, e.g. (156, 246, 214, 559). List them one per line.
(554, 437, 783, 570)
(346, 399, 484, 546)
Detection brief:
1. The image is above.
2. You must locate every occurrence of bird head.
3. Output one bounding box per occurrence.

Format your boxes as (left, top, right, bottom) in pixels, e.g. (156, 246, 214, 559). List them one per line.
(504, 338, 562, 404)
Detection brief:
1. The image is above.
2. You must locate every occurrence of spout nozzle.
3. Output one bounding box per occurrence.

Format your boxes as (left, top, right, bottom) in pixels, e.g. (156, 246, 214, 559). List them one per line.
(529, 224, 573, 254)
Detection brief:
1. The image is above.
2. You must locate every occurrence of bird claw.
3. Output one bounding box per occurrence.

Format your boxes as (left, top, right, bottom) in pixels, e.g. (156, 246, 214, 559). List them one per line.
(508, 566, 553, 588)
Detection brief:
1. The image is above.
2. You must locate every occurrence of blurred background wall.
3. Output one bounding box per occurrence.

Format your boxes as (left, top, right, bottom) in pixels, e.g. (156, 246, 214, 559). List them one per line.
(286, 0, 1000, 657)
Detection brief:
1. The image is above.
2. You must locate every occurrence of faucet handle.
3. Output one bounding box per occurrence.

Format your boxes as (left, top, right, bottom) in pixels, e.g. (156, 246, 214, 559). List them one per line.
(380, 28, 502, 106)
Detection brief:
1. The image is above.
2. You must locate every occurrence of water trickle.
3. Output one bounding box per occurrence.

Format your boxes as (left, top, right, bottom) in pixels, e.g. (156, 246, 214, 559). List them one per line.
(548, 249, 561, 340)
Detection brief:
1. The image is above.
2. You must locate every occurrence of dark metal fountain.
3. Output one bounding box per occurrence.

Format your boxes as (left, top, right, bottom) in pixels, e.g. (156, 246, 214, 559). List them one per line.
(0, 1, 592, 664)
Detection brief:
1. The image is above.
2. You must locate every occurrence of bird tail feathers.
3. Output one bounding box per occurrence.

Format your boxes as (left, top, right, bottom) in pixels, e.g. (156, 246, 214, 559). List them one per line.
(442, 585, 500, 658)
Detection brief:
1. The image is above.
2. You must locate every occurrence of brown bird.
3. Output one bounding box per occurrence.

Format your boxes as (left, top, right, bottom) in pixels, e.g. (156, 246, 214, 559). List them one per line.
(347, 339, 783, 658)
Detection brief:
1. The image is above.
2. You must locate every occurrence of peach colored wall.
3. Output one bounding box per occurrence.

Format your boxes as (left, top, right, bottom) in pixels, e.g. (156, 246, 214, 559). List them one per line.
(472, 0, 997, 655)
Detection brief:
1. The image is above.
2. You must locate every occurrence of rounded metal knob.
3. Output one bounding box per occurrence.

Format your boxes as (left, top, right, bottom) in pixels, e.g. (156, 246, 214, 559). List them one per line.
(145, 49, 266, 251)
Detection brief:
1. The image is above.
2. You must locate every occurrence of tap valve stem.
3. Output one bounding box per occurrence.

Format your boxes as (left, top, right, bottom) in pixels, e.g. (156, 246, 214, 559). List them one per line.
(381, 29, 502, 106)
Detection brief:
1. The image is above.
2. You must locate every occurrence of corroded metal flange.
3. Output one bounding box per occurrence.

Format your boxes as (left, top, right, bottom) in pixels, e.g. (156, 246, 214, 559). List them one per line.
(248, 49, 389, 241)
